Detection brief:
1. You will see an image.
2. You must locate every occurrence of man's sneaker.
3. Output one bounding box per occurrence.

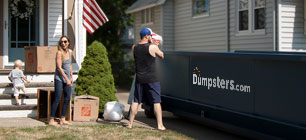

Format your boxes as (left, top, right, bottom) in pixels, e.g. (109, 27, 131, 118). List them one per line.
(21, 103, 27, 105)
(14, 103, 20, 106)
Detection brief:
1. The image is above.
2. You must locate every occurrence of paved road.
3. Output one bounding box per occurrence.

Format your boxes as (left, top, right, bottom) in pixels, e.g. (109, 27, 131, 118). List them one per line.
(116, 89, 249, 140)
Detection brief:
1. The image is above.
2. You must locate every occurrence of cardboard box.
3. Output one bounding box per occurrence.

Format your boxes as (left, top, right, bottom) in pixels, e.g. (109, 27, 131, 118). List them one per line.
(24, 46, 57, 73)
(73, 95, 99, 121)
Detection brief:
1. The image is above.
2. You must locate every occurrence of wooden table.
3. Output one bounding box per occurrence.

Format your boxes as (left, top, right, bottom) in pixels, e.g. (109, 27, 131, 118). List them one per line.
(37, 88, 71, 122)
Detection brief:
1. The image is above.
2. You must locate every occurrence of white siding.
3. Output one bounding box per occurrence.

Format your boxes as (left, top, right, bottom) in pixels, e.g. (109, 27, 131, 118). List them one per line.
(162, 0, 174, 51)
(48, 0, 62, 46)
(229, 0, 274, 51)
(174, 0, 227, 52)
(279, 0, 306, 52)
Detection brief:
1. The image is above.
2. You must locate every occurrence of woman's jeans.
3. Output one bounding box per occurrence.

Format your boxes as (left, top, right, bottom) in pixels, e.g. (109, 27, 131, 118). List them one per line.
(50, 79, 72, 118)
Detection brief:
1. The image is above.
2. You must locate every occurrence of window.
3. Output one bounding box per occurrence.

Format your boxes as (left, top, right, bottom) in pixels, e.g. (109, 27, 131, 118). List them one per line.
(239, 0, 248, 31)
(237, 0, 265, 34)
(141, 8, 154, 25)
(254, 0, 265, 30)
(193, 0, 209, 17)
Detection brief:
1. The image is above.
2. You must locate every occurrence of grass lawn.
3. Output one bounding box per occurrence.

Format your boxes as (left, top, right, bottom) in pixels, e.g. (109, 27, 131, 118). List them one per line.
(0, 124, 193, 140)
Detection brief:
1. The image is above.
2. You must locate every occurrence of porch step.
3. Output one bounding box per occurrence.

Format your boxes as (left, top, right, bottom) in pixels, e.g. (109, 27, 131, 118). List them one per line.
(0, 93, 37, 99)
(0, 104, 37, 111)
(0, 82, 54, 88)
(0, 98, 38, 118)
(0, 82, 53, 118)
(0, 93, 37, 106)
(0, 69, 13, 74)
(0, 110, 37, 118)
(0, 82, 54, 95)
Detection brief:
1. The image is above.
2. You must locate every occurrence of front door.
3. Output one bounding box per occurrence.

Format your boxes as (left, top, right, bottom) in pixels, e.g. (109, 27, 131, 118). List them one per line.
(8, 0, 39, 62)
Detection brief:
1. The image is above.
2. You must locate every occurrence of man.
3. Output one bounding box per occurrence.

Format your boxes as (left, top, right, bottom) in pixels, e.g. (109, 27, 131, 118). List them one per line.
(127, 28, 166, 130)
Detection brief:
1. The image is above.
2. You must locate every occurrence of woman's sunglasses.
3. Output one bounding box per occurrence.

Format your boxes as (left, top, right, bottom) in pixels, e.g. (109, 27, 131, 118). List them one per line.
(61, 40, 68, 44)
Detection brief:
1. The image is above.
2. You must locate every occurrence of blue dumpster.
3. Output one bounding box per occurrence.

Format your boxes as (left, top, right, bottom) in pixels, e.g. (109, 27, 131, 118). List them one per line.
(155, 51, 306, 139)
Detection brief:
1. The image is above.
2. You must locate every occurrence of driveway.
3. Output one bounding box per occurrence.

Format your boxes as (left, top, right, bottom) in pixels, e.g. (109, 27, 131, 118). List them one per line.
(116, 89, 248, 140)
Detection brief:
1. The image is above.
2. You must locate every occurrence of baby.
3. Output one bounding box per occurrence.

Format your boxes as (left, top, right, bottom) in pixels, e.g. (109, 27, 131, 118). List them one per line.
(151, 33, 163, 47)
(8, 60, 30, 105)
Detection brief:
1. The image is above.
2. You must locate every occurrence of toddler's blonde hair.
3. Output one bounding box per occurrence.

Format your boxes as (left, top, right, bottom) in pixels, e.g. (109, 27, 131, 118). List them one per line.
(14, 59, 22, 68)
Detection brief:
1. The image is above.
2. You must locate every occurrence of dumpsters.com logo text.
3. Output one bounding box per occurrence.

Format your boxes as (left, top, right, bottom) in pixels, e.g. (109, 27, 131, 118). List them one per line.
(192, 67, 251, 93)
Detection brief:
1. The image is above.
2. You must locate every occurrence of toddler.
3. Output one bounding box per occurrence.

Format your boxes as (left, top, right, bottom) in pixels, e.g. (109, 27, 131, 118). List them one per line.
(8, 60, 30, 105)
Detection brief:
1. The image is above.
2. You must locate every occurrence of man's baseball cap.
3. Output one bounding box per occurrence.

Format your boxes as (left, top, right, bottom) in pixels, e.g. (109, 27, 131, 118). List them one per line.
(140, 28, 152, 38)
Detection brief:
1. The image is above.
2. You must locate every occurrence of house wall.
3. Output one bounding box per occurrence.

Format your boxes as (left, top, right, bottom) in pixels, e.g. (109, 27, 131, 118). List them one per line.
(0, 0, 3, 69)
(133, 6, 162, 44)
(229, 0, 275, 51)
(162, 0, 174, 51)
(48, 0, 62, 46)
(174, 0, 227, 52)
(279, 0, 306, 52)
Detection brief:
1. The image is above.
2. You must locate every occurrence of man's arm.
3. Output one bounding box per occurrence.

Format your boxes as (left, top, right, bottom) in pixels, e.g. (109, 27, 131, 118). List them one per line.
(131, 44, 135, 56)
(155, 47, 164, 59)
(149, 44, 164, 59)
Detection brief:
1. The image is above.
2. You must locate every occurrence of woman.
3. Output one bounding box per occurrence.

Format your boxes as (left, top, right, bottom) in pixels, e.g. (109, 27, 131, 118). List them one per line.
(49, 36, 73, 126)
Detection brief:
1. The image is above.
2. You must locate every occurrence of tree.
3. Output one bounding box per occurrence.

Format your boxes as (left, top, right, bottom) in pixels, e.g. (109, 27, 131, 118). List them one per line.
(87, 0, 137, 87)
(75, 41, 117, 113)
(87, 0, 136, 59)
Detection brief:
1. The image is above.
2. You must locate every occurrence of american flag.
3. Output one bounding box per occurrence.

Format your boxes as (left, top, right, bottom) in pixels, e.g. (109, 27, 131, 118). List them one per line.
(83, 0, 109, 34)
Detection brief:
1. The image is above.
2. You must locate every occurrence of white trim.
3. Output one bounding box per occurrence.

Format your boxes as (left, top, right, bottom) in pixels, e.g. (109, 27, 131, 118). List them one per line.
(3, 0, 9, 67)
(273, 0, 277, 51)
(74, 0, 79, 69)
(278, 0, 282, 51)
(74, 0, 86, 71)
(235, 30, 265, 36)
(39, 0, 44, 46)
(192, 14, 209, 19)
(141, 23, 154, 26)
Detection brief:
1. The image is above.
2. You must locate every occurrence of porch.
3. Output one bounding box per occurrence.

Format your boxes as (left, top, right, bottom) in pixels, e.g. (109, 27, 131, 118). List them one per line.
(0, 0, 86, 118)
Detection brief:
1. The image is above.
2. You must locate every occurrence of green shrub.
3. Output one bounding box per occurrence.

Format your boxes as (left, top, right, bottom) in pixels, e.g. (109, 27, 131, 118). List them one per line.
(75, 41, 117, 112)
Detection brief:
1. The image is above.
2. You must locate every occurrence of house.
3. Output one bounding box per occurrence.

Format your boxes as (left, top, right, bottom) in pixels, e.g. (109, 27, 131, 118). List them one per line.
(126, 0, 306, 52)
(0, 0, 87, 118)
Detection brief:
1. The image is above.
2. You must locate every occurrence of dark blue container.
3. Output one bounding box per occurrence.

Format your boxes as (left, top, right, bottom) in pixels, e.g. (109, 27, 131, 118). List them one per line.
(155, 51, 306, 139)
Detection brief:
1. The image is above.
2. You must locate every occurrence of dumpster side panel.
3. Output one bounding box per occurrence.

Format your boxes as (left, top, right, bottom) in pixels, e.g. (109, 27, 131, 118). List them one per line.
(255, 60, 306, 125)
(189, 55, 254, 113)
(157, 54, 190, 99)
